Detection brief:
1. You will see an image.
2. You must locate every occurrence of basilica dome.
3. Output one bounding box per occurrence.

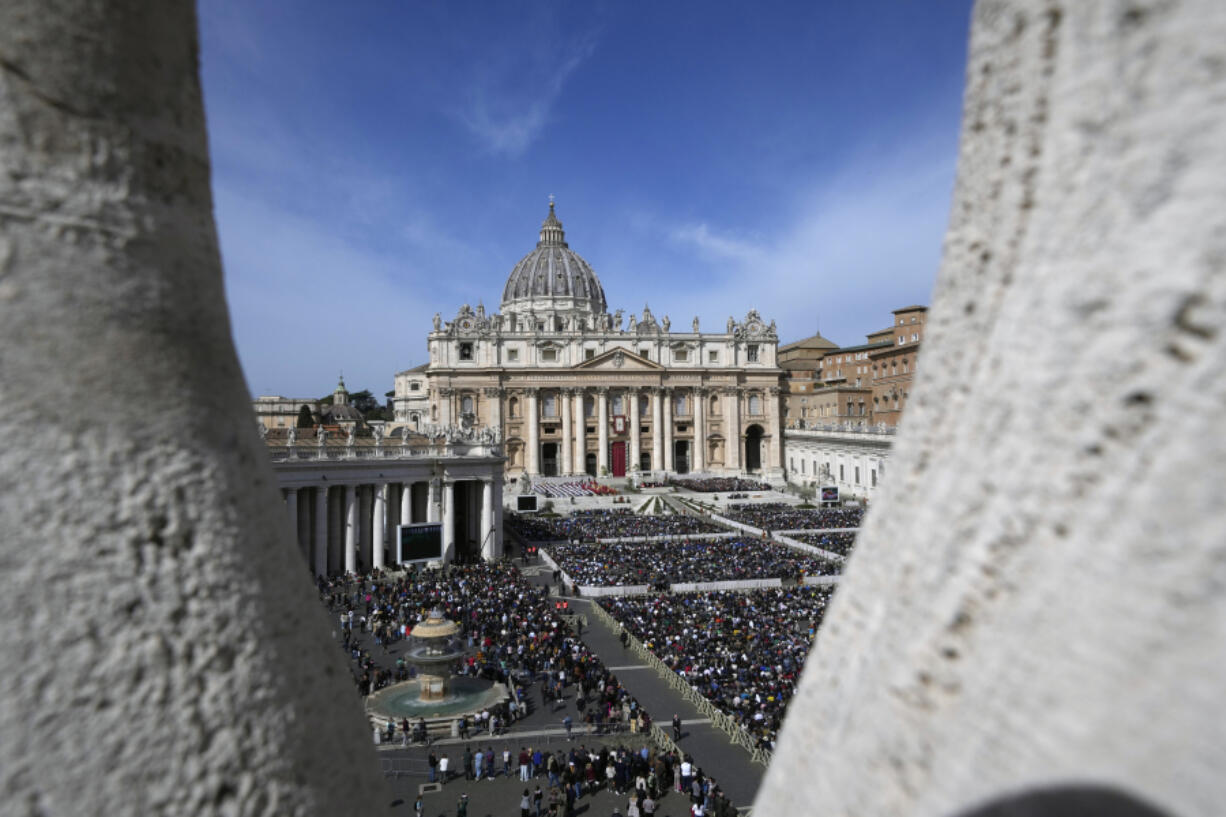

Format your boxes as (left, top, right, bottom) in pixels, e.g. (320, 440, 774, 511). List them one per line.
(500, 202, 607, 315)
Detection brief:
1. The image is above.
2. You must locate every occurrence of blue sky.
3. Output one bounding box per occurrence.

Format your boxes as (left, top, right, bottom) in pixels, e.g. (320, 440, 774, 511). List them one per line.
(199, 0, 974, 400)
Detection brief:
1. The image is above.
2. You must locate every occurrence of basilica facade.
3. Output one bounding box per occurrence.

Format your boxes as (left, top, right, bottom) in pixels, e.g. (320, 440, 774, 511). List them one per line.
(396, 203, 785, 481)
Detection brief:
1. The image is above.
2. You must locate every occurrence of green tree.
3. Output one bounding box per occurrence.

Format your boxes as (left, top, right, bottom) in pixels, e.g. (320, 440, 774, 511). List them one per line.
(296, 404, 315, 428)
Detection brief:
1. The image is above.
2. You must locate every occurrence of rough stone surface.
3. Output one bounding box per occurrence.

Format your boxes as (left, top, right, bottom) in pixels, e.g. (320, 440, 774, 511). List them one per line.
(756, 2, 1226, 816)
(0, 3, 387, 815)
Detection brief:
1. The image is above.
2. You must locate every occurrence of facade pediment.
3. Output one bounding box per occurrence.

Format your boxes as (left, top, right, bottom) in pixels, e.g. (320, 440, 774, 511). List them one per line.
(574, 348, 664, 371)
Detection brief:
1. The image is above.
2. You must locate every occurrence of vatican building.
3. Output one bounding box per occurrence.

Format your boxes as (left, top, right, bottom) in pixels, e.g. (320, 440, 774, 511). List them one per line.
(396, 202, 785, 482)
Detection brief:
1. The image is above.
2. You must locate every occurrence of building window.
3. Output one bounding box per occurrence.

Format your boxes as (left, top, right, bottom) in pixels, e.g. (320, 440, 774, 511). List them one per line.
(790, 457, 795, 471)
(748, 394, 762, 414)
(612, 394, 624, 415)
(460, 395, 474, 414)
(584, 396, 595, 418)
(508, 397, 519, 418)
(709, 395, 719, 414)
(585, 348, 595, 360)
(855, 466, 861, 485)
(839, 464, 845, 481)
(543, 394, 557, 417)
(708, 350, 719, 364)
(459, 342, 473, 360)
(674, 394, 688, 415)
(871, 469, 877, 487)
(675, 349, 688, 362)
(542, 348, 557, 362)
(639, 348, 650, 359)
(747, 344, 760, 362)
(507, 348, 519, 362)
(801, 460, 806, 474)
(640, 395, 650, 417)
(410, 382, 421, 391)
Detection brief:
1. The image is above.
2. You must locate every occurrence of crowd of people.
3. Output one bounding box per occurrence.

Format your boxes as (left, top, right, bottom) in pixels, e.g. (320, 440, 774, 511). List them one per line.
(723, 503, 864, 530)
(599, 587, 838, 753)
(508, 509, 726, 542)
(788, 531, 857, 557)
(534, 480, 620, 498)
(668, 477, 772, 493)
(318, 563, 651, 739)
(545, 538, 841, 587)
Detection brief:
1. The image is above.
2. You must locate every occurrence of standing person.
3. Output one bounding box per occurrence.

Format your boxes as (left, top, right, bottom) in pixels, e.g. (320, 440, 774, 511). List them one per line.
(672, 714, 682, 741)
(519, 747, 531, 781)
(521, 789, 532, 817)
(439, 753, 450, 784)
(473, 746, 484, 781)
(463, 746, 474, 780)
(456, 792, 468, 817)
(563, 715, 573, 740)
(503, 745, 512, 778)
(533, 784, 543, 817)
(428, 750, 438, 783)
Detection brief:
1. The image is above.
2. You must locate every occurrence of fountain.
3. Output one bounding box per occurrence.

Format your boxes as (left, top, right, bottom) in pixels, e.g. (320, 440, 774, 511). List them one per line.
(365, 608, 509, 722)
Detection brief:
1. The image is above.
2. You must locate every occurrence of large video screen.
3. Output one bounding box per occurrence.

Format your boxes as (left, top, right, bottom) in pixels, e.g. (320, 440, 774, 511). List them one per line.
(517, 495, 538, 513)
(820, 486, 840, 503)
(397, 523, 443, 562)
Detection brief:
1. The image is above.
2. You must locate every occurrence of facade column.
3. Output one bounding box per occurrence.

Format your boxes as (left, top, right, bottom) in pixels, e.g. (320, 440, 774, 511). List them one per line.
(437, 387, 453, 427)
(428, 478, 440, 523)
(526, 388, 540, 476)
(560, 389, 573, 476)
(400, 482, 412, 524)
(725, 386, 742, 471)
(651, 388, 664, 472)
(442, 480, 456, 564)
(313, 485, 328, 577)
(493, 477, 504, 558)
(573, 388, 587, 476)
(693, 387, 706, 472)
(284, 488, 300, 558)
(480, 479, 494, 562)
(768, 386, 783, 476)
(344, 484, 358, 575)
(373, 483, 386, 570)
(662, 388, 674, 472)
(484, 387, 503, 437)
(629, 390, 641, 472)
(597, 388, 609, 474)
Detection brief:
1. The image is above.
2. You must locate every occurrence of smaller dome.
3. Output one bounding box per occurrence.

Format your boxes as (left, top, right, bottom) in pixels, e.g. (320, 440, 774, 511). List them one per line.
(500, 202, 608, 315)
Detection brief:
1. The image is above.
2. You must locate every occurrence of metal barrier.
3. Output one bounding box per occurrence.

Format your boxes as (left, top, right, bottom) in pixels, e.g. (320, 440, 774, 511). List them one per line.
(587, 600, 773, 767)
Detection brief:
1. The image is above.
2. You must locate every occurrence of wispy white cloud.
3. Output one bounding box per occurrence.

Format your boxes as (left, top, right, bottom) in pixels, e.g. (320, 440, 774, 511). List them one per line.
(670, 223, 763, 265)
(456, 30, 598, 156)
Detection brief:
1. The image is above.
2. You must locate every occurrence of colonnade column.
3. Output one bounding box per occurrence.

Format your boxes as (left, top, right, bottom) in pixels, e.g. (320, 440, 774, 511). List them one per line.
(768, 386, 783, 474)
(651, 388, 664, 472)
(662, 388, 674, 472)
(442, 480, 455, 563)
(725, 386, 742, 471)
(313, 486, 328, 577)
(480, 479, 494, 561)
(560, 389, 573, 476)
(372, 483, 386, 570)
(693, 387, 706, 472)
(344, 485, 357, 575)
(597, 388, 609, 474)
(428, 478, 440, 523)
(493, 478, 504, 557)
(285, 488, 300, 556)
(629, 391, 641, 472)
(573, 389, 586, 476)
(526, 388, 540, 476)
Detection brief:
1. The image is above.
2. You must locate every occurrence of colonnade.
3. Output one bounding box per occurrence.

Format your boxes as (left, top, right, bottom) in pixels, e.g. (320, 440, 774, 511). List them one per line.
(280, 476, 502, 577)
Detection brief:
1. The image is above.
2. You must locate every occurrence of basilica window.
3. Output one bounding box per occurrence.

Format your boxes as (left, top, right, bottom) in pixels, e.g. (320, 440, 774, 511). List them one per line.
(748, 393, 762, 415)
(674, 394, 688, 415)
(459, 342, 473, 360)
(675, 349, 688, 362)
(541, 348, 557, 362)
(708, 350, 719, 364)
(611, 394, 624, 415)
(639, 395, 650, 417)
(543, 394, 557, 418)
(584, 396, 595, 418)
(507, 349, 519, 362)
(460, 395, 474, 414)
(585, 348, 595, 360)
(639, 347, 650, 359)
(747, 344, 760, 362)
(410, 382, 421, 391)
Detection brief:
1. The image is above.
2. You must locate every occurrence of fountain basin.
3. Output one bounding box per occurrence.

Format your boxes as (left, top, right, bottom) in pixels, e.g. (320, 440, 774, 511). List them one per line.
(366, 676, 510, 720)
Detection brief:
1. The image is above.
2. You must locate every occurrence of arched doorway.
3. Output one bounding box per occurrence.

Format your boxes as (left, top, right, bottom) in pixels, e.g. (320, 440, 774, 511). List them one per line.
(585, 453, 597, 477)
(611, 442, 627, 477)
(673, 440, 690, 474)
(745, 424, 764, 472)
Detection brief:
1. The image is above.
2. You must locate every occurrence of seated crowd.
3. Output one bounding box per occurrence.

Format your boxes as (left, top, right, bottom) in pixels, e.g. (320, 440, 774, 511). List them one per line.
(723, 502, 864, 531)
(508, 509, 726, 542)
(317, 563, 651, 738)
(669, 477, 772, 493)
(600, 587, 837, 753)
(545, 538, 841, 586)
(534, 480, 620, 498)
(788, 531, 857, 557)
